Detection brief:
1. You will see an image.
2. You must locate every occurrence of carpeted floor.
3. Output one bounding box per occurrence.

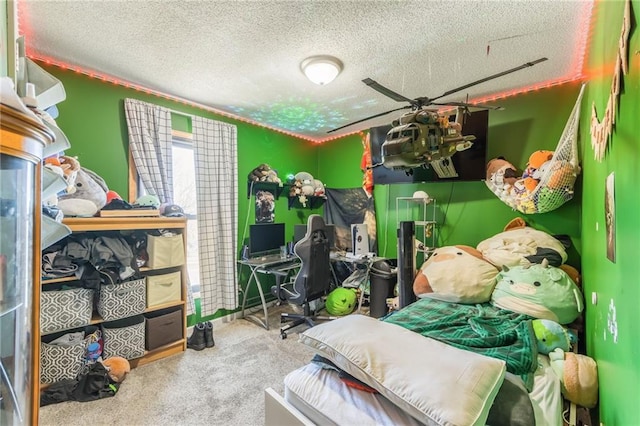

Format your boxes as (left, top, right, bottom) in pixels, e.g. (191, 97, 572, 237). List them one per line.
(39, 305, 317, 426)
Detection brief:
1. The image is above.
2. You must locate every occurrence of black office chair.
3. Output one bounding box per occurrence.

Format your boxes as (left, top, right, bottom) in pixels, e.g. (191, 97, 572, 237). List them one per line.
(273, 214, 332, 339)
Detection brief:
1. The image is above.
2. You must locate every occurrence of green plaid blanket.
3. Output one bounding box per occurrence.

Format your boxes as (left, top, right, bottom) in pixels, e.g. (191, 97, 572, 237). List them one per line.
(383, 297, 538, 377)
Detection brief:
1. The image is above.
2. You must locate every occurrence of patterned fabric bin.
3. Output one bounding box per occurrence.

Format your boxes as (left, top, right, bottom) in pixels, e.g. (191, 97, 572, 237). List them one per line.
(97, 278, 146, 321)
(40, 339, 86, 384)
(41, 287, 93, 335)
(102, 315, 146, 360)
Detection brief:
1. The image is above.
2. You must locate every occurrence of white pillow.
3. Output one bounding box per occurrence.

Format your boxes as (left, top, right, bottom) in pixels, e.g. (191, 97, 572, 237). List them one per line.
(299, 315, 506, 426)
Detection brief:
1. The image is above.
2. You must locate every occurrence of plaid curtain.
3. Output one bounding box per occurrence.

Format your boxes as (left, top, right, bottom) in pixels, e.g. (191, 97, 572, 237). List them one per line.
(124, 98, 174, 203)
(192, 116, 238, 315)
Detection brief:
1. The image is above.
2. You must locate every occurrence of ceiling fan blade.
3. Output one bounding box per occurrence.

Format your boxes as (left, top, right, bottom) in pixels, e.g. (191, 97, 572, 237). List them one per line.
(428, 57, 548, 103)
(327, 106, 411, 133)
(362, 78, 415, 103)
(430, 101, 504, 111)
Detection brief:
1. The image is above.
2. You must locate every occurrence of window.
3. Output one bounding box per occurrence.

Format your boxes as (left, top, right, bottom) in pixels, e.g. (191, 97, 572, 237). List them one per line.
(171, 133, 200, 298)
(130, 130, 201, 298)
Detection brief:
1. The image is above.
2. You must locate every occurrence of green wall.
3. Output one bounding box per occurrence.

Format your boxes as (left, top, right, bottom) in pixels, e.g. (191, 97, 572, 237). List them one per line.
(579, 0, 640, 423)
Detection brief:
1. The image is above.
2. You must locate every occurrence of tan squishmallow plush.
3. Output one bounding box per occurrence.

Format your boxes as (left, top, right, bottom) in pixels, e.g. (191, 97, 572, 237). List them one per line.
(413, 245, 499, 304)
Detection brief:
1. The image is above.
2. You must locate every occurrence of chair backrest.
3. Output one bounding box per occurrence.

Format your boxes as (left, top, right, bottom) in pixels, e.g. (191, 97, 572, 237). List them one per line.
(289, 215, 331, 305)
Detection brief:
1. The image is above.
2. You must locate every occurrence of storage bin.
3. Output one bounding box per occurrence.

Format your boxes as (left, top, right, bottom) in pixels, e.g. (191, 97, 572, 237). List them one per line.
(102, 315, 145, 360)
(97, 278, 146, 321)
(146, 234, 185, 268)
(146, 271, 182, 307)
(39, 325, 99, 384)
(41, 287, 93, 334)
(145, 307, 183, 350)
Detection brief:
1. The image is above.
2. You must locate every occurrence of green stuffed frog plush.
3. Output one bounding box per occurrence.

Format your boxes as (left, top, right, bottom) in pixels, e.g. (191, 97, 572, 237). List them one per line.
(491, 258, 583, 324)
(325, 287, 357, 316)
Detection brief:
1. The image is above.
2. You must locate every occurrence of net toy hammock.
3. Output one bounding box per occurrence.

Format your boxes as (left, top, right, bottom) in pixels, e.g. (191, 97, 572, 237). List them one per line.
(487, 85, 585, 214)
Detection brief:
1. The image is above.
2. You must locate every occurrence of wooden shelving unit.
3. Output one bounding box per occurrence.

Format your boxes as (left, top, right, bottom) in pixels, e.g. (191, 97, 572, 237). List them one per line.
(40, 216, 189, 380)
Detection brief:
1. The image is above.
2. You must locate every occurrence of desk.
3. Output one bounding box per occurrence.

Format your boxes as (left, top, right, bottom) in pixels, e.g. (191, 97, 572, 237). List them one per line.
(238, 255, 300, 330)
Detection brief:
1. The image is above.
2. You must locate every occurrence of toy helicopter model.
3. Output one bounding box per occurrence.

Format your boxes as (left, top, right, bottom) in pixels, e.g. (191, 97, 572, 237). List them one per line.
(328, 58, 548, 172)
(381, 105, 474, 170)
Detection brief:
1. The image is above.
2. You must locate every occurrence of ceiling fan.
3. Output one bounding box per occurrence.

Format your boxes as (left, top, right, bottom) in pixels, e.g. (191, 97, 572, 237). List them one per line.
(327, 57, 548, 134)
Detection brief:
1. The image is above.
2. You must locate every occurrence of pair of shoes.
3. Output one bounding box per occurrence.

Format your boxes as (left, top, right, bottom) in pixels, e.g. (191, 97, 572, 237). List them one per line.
(187, 321, 215, 351)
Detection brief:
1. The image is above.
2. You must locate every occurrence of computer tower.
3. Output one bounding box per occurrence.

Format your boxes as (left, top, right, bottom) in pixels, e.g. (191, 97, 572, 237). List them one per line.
(351, 223, 369, 256)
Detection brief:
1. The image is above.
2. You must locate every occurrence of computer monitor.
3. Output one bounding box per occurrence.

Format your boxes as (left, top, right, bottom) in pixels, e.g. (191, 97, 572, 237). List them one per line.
(293, 224, 307, 246)
(249, 223, 285, 256)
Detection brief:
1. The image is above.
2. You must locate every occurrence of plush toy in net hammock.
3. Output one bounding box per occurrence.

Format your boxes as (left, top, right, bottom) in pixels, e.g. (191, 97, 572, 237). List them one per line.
(486, 85, 585, 214)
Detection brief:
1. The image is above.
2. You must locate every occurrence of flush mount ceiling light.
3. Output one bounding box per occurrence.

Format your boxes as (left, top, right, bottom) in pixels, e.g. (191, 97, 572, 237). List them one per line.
(301, 55, 343, 85)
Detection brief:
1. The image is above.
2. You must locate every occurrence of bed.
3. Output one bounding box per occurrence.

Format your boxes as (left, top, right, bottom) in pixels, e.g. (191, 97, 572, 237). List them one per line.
(265, 297, 567, 426)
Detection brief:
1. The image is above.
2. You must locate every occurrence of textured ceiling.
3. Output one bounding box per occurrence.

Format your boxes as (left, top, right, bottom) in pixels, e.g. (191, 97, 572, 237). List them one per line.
(19, 0, 593, 142)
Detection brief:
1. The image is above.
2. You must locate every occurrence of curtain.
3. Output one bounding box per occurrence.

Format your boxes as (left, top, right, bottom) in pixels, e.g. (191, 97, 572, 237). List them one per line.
(192, 116, 238, 315)
(124, 98, 174, 203)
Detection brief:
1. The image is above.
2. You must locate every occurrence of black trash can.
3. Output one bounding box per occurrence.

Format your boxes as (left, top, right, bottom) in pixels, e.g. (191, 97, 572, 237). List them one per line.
(369, 259, 398, 318)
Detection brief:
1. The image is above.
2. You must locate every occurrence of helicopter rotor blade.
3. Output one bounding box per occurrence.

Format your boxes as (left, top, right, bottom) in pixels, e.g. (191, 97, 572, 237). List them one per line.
(327, 106, 411, 133)
(428, 57, 548, 104)
(362, 78, 416, 104)
(430, 101, 504, 111)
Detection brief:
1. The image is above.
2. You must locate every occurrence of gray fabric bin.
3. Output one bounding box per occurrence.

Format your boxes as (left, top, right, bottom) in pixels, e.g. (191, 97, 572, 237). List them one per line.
(102, 315, 145, 360)
(41, 287, 93, 334)
(97, 278, 146, 321)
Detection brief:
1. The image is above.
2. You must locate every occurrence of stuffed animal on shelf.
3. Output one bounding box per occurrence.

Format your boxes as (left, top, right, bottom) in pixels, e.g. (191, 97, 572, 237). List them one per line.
(549, 348, 598, 408)
(413, 245, 499, 304)
(57, 156, 109, 217)
(295, 171, 315, 196)
(491, 259, 584, 324)
(101, 356, 131, 383)
(247, 163, 281, 183)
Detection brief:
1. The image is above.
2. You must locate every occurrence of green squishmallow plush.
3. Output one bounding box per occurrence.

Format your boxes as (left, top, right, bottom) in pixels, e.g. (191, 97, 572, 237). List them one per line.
(325, 288, 357, 316)
(532, 319, 571, 354)
(491, 259, 583, 324)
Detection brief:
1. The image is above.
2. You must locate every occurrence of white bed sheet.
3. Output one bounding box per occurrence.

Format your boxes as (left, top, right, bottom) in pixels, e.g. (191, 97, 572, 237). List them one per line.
(284, 357, 563, 426)
(284, 362, 422, 426)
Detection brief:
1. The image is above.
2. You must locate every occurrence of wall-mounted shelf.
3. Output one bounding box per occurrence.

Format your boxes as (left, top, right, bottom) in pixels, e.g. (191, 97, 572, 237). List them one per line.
(246, 181, 285, 199)
(287, 195, 326, 210)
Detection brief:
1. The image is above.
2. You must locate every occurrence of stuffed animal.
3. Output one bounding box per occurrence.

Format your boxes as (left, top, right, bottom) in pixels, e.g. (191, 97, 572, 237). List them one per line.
(325, 287, 357, 316)
(312, 179, 325, 197)
(248, 163, 271, 182)
(295, 172, 315, 196)
(523, 150, 554, 179)
(101, 356, 131, 383)
(549, 348, 598, 408)
(486, 157, 519, 204)
(57, 156, 109, 217)
(491, 259, 583, 324)
(532, 319, 571, 354)
(413, 245, 499, 303)
(477, 218, 568, 268)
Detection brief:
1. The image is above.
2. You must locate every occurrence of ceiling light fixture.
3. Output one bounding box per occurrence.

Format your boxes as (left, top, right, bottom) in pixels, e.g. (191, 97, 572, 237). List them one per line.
(301, 55, 343, 85)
